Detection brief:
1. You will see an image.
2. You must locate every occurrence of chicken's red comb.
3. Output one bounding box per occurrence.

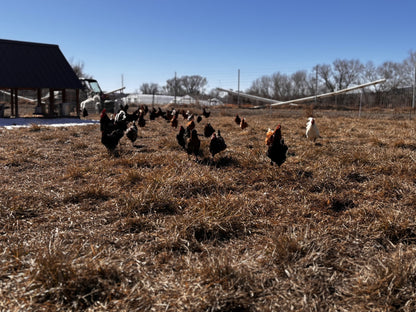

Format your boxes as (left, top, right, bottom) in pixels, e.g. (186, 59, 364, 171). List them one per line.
(100, 109, 107, 118)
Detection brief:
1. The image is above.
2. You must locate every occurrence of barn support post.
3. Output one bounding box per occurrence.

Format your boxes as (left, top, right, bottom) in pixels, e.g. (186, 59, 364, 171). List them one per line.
(62, 89, 67, 103)
(76, 89, 80, 116)
(14, 89, 18, 117)
(36, 89, 42, 114)
(37, 89, 42, 107)
(49, 88, 55, 116)
(10, 89, 14, 116)
(62, 89, 66, 116)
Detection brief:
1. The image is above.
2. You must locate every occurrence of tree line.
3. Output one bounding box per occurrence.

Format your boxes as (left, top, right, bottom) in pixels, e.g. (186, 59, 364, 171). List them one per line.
(245, 51, 416, 103)
(139, 75, 208, 97)
(137, 51, 416, 108)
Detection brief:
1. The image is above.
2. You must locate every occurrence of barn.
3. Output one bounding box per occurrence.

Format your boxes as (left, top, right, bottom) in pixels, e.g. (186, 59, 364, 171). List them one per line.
(0, 38, 82, 117)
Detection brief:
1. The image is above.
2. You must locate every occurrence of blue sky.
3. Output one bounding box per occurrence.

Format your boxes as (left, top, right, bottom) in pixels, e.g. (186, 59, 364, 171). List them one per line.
(1, 0, 415, 93)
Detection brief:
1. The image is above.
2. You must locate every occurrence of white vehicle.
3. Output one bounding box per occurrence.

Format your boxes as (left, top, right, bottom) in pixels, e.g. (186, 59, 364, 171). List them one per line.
(79, 78, 126, 113)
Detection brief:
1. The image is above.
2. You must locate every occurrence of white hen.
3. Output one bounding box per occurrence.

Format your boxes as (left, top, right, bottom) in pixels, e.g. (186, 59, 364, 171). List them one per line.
(306, 117, 320, 142)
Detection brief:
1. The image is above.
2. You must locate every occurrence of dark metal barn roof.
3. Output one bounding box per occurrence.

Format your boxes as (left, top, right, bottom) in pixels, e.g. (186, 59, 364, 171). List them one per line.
(0, 39, 82, 89)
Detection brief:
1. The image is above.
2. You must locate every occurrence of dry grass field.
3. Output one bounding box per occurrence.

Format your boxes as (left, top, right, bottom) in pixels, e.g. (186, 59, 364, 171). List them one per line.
(1, 105, 416, 311)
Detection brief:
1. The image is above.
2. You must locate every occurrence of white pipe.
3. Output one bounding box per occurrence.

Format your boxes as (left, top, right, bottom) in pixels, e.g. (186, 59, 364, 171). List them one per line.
(270, 79, 386, 106)
(216, 87, 283, 104)
(0, 90, 40, 103)
(217, 78, 386, 107)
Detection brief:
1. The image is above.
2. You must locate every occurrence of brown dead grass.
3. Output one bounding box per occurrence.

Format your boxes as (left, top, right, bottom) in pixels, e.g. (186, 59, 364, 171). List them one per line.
(1, 107, 416, 311)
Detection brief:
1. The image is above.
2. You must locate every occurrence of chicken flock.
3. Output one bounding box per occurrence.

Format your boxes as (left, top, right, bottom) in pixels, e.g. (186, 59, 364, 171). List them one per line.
(100, 104, 320, 167)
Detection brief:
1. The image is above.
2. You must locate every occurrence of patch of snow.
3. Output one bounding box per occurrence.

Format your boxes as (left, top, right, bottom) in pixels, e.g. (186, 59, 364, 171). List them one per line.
(0, 118, 99, 130)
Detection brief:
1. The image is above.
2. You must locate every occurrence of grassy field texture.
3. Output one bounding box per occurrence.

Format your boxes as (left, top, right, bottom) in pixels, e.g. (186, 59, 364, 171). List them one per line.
(1, 106, 416, 311)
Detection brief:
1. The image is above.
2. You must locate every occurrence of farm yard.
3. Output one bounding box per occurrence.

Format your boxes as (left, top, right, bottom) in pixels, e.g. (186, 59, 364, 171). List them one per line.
(1, 105, 416, 311)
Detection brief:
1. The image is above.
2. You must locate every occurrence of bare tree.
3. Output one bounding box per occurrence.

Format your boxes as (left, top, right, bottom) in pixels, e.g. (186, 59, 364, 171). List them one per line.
(291, 70, 309, 98)
(332, 59, 364, 90)
(317, 64, 335, 92)
(140, 83, 160, 94)
(306, 68, 321, 96)
(164, 75, 207, 96)
(70, 59, 92, 79)
(375, 61, 409, 107)
(377, 61, 406, 90)
(165, 77, 185, 96)
(403, 50, 416, 87)
(247, 75, 273, 98)
(181, 75, 207, 96)
(362, 61, 378, 83)
(272, 72, 293, 100)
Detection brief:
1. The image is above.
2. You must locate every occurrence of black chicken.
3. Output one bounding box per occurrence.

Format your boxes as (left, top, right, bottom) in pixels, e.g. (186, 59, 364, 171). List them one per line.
(186, 129, 200, 160)
(125, 108, 140, 122)
(82, 107, 88, 117)
(100, 109, 115, 132)
(149, 108, 157, 120)
(101, 128, 124, 152)
(157, 107, 166, 119)
(266, 125, 288, 167)
(202, 107, 210, 118)
(176, 126, 186, 149)
(120, 104, 129, 112)
(234, 114, 241, 125)
(100, 109, 125, 153)
(138, 112, 146, 127)
(181, 109, 187, 119)
(240, 118, 248, 130)
(209, 130, 227, 159)
(204, 123, 215, 138)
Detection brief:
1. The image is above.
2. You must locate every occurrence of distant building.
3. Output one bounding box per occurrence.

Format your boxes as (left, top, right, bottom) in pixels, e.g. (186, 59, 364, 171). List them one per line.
(177, 95, 196, 105)
(123, 94, 174, 106)
(208, 98, 223, 106)
(122, 93, 224, 107)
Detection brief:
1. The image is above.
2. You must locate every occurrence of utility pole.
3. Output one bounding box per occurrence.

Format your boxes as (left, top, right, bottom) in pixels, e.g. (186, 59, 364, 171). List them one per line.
(412, 66, 416, 110)
(174, 72, 177, 104)
(237, 69, 240, 107)
(315, 66, 318, 105)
